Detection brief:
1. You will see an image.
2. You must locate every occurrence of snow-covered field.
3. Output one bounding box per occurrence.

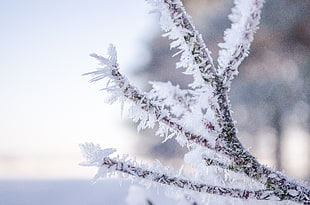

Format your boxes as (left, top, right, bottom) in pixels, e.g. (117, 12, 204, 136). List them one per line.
(0, 179, 175, 205)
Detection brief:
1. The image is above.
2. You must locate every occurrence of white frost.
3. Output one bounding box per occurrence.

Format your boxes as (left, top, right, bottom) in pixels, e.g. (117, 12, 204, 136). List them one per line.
(79, 143, 115, 167)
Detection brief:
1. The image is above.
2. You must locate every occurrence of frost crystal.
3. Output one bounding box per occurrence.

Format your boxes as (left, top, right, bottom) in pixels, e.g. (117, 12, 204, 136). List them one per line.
(79, 143, 115, 167)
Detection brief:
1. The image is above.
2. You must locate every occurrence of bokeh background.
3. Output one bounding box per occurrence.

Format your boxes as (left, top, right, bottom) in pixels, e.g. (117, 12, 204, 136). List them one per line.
(0, 0, 309, 204)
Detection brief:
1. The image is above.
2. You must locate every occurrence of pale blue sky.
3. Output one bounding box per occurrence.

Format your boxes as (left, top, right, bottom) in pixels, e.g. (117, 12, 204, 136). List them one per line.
(0, 0, 156, 178)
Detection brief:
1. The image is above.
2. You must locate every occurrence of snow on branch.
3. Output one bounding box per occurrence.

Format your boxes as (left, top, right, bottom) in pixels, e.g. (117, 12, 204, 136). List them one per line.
(148, 81, 193, 118)
(84, 45, 216, 149)
(80, 143, 278, 202)
(218, 0, 264, 87)
(147, 0, 217, 88)
(202, 155, 310, 203)
(81, 1, 310, 204)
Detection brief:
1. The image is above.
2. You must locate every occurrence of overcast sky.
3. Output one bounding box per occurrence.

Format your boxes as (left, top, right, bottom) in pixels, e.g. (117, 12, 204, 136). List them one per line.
(0, 0, 156, 178)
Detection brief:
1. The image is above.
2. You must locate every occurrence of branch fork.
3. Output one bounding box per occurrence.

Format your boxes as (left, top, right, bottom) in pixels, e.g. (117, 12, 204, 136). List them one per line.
(82, 0, 310, 203)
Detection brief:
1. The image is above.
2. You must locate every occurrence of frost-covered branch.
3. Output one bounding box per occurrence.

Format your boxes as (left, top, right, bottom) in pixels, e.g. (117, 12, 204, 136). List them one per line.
(84, 27, 310, 205)
(148, 81, 195, 119)
(148, 0, 247, 157)
(207, 0, 265, 166)
(148, 0, 217, 88)
(218, 0, 264, 86)
(210, 0, 265, 170)
(202, 156, 310, 203)
(81, 1, 310, 204)
(80, 143, 276, 201)
(85, 46, 215, 149)
(80, 143, 310, 203)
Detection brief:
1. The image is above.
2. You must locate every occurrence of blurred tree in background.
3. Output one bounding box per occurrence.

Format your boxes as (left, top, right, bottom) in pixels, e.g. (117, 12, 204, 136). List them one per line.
(131, 0, 310, 180)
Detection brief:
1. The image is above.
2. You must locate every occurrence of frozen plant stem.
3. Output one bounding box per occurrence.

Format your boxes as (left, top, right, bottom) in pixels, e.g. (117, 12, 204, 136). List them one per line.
(82, 0, 310, 204)
(97, 155, 276, 201)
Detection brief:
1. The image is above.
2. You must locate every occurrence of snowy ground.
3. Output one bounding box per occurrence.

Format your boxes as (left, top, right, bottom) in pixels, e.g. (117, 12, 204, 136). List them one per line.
(0, 179, 175, 205)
